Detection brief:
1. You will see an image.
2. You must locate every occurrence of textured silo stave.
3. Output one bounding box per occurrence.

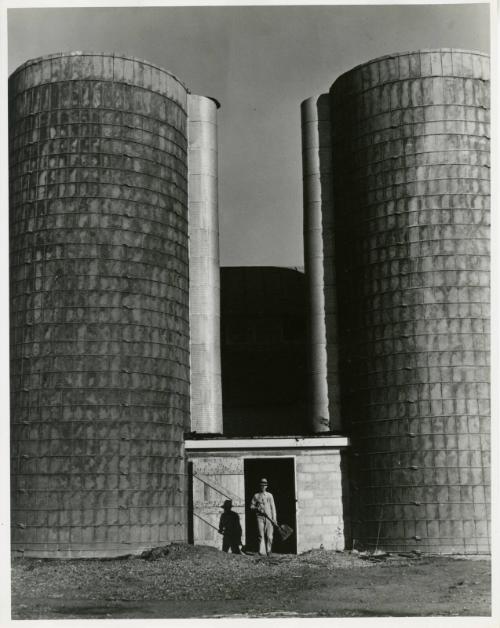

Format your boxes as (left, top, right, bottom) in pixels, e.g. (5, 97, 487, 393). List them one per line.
(301, 94, 341, 431)
(10, 52, 191, 557)
(188, 95, 223, 434)
(329, 49, 490, 553)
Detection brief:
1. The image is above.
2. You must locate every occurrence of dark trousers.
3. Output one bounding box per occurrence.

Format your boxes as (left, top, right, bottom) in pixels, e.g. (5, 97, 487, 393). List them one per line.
(222, 535, 241, 553)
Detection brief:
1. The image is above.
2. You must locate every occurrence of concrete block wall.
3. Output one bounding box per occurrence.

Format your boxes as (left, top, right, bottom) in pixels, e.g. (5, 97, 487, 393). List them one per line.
(187, 446, 346, 553)
(295, 451, 344, 552)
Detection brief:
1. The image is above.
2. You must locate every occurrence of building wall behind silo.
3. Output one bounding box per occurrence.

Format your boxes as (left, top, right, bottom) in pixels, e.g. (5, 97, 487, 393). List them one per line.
(188, 95, 223, 434)
(9, 52, 191, 557)
(221, 267, 307, 436)
(329, 49, 490, 553)
(301, 94, 341, 432)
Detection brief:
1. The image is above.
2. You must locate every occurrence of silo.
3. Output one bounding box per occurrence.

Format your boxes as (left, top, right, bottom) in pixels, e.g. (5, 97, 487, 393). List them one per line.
(329, 49, 490, 553)
(301, 94, 341, 432)
(9, 52, 191, 557)
(188, 95, 223, 434)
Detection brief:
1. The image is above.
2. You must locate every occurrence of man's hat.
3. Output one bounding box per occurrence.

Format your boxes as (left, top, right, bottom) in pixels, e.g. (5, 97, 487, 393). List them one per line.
(221, 499, 232, 509)
(259, 478, 268, 485)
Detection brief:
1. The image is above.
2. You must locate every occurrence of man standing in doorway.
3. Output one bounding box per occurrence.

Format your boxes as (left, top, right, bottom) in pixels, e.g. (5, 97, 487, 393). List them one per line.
(250, 478, 277, 556)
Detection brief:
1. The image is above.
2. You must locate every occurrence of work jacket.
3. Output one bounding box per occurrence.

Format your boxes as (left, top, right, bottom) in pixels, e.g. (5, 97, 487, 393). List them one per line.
(250, 491, 276, 522)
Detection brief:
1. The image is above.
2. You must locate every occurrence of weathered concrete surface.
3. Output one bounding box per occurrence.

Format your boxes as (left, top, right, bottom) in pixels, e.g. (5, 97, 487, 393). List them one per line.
(301, 95, 342, 432)
(9, 52, 191, 557)
(188, 95, 223, 434)
(329, 49, 490, 553)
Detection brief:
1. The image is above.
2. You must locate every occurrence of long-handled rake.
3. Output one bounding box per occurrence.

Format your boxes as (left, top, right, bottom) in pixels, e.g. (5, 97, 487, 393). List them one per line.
(261, 511, 294, 541)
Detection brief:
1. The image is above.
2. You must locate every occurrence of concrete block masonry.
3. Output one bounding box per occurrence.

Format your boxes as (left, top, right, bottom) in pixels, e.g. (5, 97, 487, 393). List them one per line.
(186, 442, 346, 553)
(296, 451, 345, 552)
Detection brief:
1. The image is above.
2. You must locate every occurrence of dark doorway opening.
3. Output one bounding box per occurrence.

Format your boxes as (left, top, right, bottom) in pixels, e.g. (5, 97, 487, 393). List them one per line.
(244, 457, 297, 554)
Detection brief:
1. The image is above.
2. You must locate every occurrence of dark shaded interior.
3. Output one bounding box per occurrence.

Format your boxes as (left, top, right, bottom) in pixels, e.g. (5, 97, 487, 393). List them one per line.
(221, 267, 307, 436)
(243, 457, 297, 554)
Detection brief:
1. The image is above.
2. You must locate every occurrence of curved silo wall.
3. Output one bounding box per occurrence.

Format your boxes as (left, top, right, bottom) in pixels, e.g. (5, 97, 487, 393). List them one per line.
(330, 49, 490, 553)
(9, 52, 190, 557)
(188, 95, 223, 434)
(301, 94, 341, 432)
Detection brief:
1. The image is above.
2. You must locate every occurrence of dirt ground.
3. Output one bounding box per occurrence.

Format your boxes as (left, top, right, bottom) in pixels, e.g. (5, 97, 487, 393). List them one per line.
(11, 544, 491, 619)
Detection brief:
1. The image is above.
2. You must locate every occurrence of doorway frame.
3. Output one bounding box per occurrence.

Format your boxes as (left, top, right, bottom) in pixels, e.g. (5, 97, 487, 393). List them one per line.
(242, 454, 298, 553)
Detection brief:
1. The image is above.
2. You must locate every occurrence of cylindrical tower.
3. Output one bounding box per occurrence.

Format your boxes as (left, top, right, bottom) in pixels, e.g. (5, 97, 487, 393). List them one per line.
(301, 94, 341, 432)
(188, 95, 223, 434)
(330, 49, 490, 553)
(9, 52, 191, 557)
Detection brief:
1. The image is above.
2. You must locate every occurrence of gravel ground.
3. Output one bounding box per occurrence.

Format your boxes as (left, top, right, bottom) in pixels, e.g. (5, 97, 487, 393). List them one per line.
(13, 545, 370, 603)
(11, 544, 491, 619)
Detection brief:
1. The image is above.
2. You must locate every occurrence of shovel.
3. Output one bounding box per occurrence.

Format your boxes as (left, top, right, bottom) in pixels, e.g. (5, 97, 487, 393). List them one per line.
(261, 511, 294, 542)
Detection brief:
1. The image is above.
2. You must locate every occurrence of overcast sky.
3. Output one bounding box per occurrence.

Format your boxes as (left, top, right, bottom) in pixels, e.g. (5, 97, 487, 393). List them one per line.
(8, 4, 489, 268)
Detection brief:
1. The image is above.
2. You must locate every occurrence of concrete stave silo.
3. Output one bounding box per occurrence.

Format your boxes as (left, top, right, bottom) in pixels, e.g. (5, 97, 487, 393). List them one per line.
(329, 49, 490, 553)
(10, 52, 191, 557)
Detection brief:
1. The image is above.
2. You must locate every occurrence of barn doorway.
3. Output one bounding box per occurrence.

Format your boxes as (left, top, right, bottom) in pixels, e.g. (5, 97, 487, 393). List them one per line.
(244, 457, 297, 554)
